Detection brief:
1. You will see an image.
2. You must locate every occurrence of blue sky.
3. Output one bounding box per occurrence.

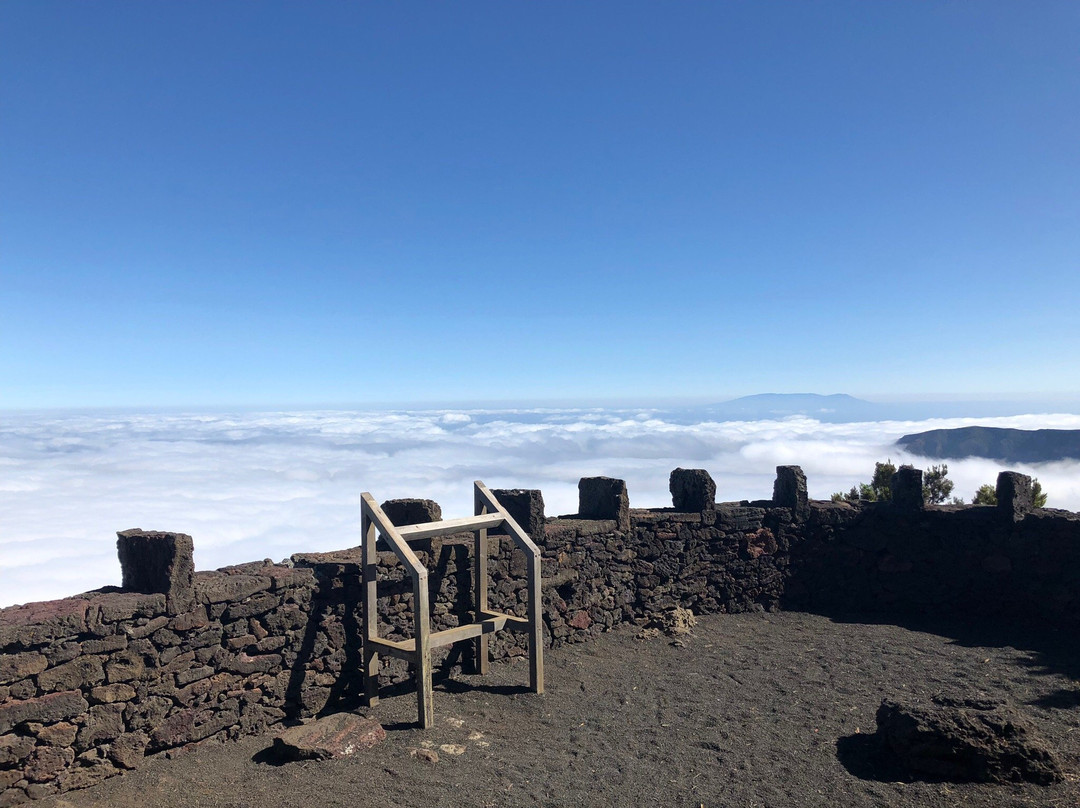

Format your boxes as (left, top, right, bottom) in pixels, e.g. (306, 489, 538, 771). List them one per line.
(2, 2, 1079, 409)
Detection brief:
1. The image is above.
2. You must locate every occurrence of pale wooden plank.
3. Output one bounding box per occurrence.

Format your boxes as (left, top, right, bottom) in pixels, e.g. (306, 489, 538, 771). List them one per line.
(396, 512, 504, 541)
(366, 636, 416, 659)
(414, 568, 434, 728)
(362, 492, 427, 574)
(528, 552, 545, 694)
(473, 485, 491, 675)
(482, 611, 529, 629)
(361, 502, 380, 707)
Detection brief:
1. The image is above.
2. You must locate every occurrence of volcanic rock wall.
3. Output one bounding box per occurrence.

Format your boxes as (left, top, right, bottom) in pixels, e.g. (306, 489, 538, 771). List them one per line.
(3, 466, 1080, 804)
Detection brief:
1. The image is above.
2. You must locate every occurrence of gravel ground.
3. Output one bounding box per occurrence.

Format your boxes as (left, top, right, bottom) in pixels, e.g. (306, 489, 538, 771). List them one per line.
(38, 611, 1080, 808)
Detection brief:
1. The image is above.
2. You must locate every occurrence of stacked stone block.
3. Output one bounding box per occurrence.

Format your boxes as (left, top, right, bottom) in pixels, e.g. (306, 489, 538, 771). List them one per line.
(577, 477, 630, 531)
(997, 472, 1035, 521)
(773, 466, 809, 521)
(669, 468, 716, 512)
(891, 466, 925, 511)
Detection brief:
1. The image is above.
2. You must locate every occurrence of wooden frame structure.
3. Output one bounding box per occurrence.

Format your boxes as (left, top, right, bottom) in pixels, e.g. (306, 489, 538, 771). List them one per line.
(360, 480, 544, 728)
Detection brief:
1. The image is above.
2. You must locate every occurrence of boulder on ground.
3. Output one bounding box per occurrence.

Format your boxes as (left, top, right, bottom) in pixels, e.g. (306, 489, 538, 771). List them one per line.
(271, 713, 385, 761)
(875, 695, 1062, 785)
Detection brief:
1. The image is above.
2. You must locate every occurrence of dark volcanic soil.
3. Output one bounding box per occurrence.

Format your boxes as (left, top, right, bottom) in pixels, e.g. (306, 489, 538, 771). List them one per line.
(39, 612, 1080, 808)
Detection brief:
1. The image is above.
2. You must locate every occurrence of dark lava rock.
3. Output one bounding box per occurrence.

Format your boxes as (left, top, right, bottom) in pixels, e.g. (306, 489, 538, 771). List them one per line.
(271, 713, 386, 761)
(773, 465, 808, 520)
(578, 477, 630, 529)
(875, 695, 1063, 785)
(890, 466, 925, 511)
(116, 529, 196, 614)
(669, 468, 716, 512)
(380, 498, 442, 526)
(491, 488, 546, 539)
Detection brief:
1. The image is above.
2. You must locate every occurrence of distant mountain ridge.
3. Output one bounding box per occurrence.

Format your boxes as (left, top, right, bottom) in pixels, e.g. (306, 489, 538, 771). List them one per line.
(897, 427, 1080, 464)
(703, 393, 880, 423)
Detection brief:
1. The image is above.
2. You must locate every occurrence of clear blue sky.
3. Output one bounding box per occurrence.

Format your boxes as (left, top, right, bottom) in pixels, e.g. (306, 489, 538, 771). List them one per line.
(2, 1, 1078, 409)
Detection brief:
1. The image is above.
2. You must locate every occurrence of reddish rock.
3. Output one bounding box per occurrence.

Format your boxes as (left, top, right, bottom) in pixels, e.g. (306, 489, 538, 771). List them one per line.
(744, 528, 778, 559)
(36, 722, 77, 747)
(569, 610, 592, 630)
(89, 683, 136, 704)
(170, 609, 210, 632)
(271, 713, 385, 761)
(149, 709, 195, 750)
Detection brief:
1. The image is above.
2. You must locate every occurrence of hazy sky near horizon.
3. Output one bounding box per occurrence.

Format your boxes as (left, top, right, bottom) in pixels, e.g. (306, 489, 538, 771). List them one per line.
(2, 2, 1079, 409)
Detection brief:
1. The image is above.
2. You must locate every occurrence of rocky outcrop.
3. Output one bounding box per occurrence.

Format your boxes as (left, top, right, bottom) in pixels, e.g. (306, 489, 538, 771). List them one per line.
(875, 695, 1063, 785)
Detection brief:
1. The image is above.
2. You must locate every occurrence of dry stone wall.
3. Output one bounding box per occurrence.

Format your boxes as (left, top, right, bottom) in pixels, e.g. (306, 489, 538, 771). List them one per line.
(3, 467, 1080, 804)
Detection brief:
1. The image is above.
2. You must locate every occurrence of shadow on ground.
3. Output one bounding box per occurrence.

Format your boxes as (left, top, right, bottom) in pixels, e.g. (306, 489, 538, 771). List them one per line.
(809, 608, 1080, 711)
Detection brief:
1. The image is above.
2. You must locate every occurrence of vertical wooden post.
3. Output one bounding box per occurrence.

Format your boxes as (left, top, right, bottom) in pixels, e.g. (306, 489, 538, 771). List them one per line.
(528, 552, 544, 694)
(361, 501, 380, 707)
(473, 486, 490, 675)
(414, 569, 433, 728)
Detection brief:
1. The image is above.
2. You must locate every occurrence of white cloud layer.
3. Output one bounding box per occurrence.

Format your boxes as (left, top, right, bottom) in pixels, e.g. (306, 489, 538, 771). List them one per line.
(3, 408, 1079, 608)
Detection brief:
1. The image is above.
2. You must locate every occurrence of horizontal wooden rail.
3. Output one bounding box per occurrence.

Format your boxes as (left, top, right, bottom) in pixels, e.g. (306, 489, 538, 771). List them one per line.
(395, 512, 505, 541)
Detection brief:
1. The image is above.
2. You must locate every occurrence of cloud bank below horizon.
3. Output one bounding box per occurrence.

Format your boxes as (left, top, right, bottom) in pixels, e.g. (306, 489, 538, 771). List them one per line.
(3, 407, 1080, 608)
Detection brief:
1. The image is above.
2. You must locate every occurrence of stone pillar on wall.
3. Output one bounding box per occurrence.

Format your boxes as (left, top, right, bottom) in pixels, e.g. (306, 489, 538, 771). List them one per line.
(773, 465, 809, 521)
(578, 476, 630, 531)
(891, 466, 924, 511)
(116, 529, 195, 615)
(379, 498, 442, 526)
(996, 472, 1034, 521)
(491, 488, 546, 540)
(669, 468, 716, 512)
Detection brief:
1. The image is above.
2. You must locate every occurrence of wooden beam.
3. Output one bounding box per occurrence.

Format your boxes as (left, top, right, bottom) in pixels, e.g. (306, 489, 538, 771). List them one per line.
(361, 500, 380, 707)
(395, 512, 505, 541)
(473, 487, 491, 675)
(528, 552, 545, 694)
(366, 636, 415, 660)
(414, 567, 433, 728)
(362, 493, 427, 575)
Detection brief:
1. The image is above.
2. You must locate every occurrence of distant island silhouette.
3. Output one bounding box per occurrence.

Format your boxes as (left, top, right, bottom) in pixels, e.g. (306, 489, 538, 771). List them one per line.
(705, 393, 880, 422)
(898, 426, 1080, 464)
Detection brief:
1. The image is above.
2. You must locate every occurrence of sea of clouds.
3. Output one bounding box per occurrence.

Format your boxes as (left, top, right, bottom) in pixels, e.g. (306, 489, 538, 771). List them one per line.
(3, 407, 1080, 608)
